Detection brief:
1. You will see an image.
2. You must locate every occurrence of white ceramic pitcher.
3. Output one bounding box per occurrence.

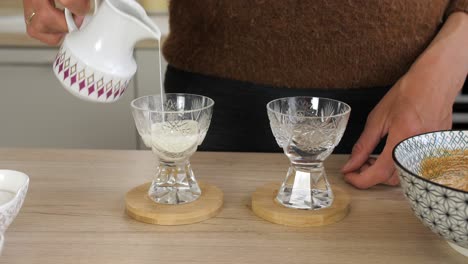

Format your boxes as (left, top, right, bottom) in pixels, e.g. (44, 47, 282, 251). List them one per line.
(53, 0, 161, 103)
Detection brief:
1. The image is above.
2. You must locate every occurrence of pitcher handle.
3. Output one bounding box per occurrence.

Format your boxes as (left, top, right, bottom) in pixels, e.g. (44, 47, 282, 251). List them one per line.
(64, 0, 101, 32)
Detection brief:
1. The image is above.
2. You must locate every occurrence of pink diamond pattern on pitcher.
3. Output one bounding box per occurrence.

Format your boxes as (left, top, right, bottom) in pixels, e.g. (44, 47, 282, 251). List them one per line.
(96, 78, 105, 98)
(64, 69, 69, 80)
(79, 80, 86, 91)
(97, 87, 104, 98)
(71, 75, 77, 85)
(53, 47, 131, 102)
(88, 84, 95, 95)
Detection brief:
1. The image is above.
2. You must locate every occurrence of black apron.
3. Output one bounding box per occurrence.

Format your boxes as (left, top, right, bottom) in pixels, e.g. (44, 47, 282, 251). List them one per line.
(164, 65, 390, 154)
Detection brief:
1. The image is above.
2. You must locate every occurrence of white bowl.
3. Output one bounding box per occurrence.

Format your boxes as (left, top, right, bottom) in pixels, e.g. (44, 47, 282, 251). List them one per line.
(0, 170, 29, 254)
(0, 234, 3, 255)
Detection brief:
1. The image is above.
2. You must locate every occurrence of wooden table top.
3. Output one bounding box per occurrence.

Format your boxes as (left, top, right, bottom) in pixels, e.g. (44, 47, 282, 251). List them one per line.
(0, 149, 465, 263)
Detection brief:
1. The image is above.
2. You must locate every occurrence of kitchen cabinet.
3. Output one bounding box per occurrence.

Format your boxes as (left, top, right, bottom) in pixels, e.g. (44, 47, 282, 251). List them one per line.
(0, 0, 22, 14)
(0, 47, 166, 149)
(0, 5, 169, 149)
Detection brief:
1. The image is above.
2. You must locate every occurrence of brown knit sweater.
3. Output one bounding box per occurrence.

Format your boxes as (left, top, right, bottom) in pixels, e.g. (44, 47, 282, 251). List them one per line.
(163, 0, 468, 89)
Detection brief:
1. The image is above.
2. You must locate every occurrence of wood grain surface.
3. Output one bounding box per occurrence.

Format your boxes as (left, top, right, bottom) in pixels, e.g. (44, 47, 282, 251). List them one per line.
(0, 148, 466, 263)
(125, 181, 223, 225)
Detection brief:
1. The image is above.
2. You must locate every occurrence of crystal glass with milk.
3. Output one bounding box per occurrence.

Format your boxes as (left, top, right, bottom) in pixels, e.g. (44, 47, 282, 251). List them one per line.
(131, 94, 214, 204)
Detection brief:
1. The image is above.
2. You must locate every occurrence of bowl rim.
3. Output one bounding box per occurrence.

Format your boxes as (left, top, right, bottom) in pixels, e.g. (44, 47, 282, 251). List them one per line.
(392, 129, 468, 194)
(0, 170, 30, 210)
(0, 234, 3, 255)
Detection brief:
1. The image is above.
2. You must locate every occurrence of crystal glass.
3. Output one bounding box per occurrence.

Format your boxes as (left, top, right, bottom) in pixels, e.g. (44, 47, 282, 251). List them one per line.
(131, 94, 214, 205)
(267, 97, 351, 210)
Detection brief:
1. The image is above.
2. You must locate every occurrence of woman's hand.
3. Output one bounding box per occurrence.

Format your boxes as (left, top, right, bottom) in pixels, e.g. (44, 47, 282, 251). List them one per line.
(342, 12, 468, 189)
(23, 0, 90, 45)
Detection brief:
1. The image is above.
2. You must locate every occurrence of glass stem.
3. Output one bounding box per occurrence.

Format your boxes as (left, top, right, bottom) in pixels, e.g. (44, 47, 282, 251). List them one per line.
(276, 161, 334, 210)
(147, 158, 201, 205)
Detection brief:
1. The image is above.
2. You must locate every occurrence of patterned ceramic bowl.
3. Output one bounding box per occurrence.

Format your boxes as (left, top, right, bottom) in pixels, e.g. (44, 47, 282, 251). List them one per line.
(393, 130, 468, 256)
(0, 170, 29, 255)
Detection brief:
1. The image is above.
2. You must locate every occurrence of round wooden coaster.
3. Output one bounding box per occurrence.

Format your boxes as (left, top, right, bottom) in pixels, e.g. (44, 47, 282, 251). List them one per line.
(251, 183, 350, 227)
(125, 182, 223, 225)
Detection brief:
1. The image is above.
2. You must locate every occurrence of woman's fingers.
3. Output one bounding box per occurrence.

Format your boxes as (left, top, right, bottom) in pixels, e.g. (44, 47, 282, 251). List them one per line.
(57, 0, 91, 16)
(357, 158, 376, 173)
(24, 0, 68, 44)
(24, 0, 91, 45)
(28, 31, 64, 45)
(344, 150, 396, 189)
(383, 171, 400, 186)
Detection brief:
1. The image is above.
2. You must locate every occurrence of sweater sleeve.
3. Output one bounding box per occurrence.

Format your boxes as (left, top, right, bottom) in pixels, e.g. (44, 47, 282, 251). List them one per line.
(447, 0, 468, 16)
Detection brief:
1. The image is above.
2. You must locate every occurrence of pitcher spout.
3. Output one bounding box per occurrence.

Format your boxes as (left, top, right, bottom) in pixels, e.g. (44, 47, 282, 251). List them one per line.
(128, 17, 161, 46)
(120, 0, 161, 41)
(110, 0, 161, 44)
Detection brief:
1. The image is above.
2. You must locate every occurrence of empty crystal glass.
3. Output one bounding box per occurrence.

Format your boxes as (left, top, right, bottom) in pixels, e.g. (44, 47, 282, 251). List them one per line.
(131, 94, 214, 205)
(267, 97, 351, 210)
